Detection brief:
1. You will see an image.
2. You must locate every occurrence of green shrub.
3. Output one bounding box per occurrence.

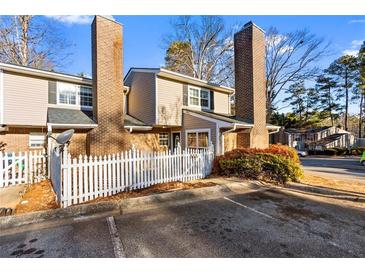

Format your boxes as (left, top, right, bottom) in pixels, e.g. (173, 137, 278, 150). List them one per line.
(213, 145, 303, 184)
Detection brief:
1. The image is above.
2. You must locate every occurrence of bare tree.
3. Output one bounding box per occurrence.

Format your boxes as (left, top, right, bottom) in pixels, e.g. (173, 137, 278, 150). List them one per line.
(266, 27, 329, 118)
(0, 15, 72, 70)
(163, 16, 235, 87)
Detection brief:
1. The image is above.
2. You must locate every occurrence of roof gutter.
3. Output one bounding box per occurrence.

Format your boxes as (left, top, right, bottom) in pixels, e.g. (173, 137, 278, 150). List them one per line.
(267, 125, 281, 134)
(47, 123, 98, 129)
(125, 126, 153, 132)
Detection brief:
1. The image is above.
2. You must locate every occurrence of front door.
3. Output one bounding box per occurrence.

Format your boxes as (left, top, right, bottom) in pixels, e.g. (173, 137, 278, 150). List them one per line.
(172, 132, 181, 149)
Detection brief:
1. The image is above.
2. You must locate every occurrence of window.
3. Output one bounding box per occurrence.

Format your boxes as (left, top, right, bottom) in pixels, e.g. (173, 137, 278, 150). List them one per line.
(29, 133, 46, 148)
(159, 132, 169, 147)
(188, 86, 210, 109)
(80, 86, 93, 107)
(189, 87, 200, 106)
(186, 130, 210, 149)
(58, 82, 77, 105)
(57, 82, 92, 108)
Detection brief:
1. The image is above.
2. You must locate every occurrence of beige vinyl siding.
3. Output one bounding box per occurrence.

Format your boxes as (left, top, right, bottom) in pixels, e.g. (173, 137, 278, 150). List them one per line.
(128, 72, 156, 125)
(181, 112, 217, 150)
(3, 71, 48, 126)
(157, 76, 183, 126)
(213, 91, 230, 114)
(127, 72, 156, 125)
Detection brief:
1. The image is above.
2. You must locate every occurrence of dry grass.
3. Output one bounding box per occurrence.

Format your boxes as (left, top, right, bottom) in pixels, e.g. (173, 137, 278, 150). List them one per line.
(302, 173, 365, 195)
(15, 180, 59, 215)
(81, 181, 217, 205)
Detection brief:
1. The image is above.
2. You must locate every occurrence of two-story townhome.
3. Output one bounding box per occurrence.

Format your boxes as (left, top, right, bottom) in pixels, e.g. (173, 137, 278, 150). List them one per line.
(0, 16, 279, 157)
(124, 67, 275, 155)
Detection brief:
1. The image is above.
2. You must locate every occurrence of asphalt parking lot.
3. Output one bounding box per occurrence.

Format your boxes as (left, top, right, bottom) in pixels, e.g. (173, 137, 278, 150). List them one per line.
(1, 184, 364, 258)
(301, 157, 365, 182)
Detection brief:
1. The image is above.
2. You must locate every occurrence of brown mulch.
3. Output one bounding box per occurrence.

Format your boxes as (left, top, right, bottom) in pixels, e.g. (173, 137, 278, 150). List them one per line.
(81, 180, 217, 205)
(302, 173, 365, 196)
(15, 180, 59, 215)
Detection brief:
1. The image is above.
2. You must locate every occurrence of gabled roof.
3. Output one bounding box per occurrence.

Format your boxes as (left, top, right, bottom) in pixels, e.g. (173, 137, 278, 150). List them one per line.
(309, 133, 347, 146)
(124, 67, 235, 94)
(285, 126, 333, 134)
(183, 109, 253, 127)
(0, 62, 92, 85)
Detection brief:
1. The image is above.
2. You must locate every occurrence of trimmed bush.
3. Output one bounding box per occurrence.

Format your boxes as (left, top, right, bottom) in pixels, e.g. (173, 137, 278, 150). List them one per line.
(213, 145, 303, 184)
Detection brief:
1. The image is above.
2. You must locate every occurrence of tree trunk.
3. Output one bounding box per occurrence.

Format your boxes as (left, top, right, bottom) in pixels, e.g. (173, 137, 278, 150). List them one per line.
(328, 87, 334, 126)
(360, 92, 364, 138)
(18, 16, 31, 66)
(344, 69, 349, 131)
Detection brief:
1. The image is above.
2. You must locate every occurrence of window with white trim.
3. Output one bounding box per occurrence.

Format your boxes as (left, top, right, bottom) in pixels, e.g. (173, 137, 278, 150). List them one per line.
(186, 130, 210, 148)
(57, 82, 92, 108)
(159, 132, 169, 147)
(29, 133, 46, 148)
(188, 86, 210, 109)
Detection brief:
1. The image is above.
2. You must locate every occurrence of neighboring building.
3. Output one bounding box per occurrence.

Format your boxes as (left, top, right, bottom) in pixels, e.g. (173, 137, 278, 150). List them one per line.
(0, 17, 279, 156)
(285, 126, 355, 151)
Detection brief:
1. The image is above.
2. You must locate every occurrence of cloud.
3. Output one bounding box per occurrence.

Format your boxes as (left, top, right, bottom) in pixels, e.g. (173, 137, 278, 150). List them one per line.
(348, 19, 365, 24)
(351, 40, 364, 47)
(342, 39, 364, 56)
(46, 15, 93, 25)
(342, 49, 359, 56)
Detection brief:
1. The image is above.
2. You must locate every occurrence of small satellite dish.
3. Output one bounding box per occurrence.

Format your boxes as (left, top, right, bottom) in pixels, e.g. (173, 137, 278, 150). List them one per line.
(55, 129, 75, 145)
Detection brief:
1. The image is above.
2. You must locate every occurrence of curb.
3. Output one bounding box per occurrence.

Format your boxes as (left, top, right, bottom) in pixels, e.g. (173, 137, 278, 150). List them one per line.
(0, 182, 256, 232)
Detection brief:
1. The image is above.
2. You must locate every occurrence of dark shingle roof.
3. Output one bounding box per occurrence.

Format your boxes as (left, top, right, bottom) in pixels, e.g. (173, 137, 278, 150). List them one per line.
(309, 133, 347, 146)
(183, 109, 253, 126)
(47, 108, 96, 125)
(124, 114, 149, 127)
(285, 126, 332, 134)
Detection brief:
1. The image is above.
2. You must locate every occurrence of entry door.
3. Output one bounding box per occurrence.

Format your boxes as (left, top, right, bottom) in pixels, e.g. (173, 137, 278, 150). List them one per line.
(172, 132, 181, 149)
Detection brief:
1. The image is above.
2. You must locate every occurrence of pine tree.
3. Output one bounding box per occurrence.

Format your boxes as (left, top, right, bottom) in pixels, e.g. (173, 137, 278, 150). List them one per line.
(326, 55, 358, 131)
(357, 41, 365, 137)
(315, 74, 339, 126)
(283, 81, 306, 126)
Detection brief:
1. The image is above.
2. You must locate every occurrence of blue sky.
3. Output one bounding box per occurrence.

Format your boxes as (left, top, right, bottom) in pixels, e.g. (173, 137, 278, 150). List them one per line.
(46, 15, 365, 114)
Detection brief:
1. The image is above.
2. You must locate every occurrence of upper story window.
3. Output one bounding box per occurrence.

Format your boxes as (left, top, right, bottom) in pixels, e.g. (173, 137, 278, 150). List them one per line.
(57, 82, 92, 109)
(188, 86, 210, 109)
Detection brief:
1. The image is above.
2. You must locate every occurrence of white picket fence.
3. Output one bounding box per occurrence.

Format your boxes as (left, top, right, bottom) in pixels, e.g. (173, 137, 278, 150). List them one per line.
(60, 145, 214, 207)
(0, 150, 46, 188)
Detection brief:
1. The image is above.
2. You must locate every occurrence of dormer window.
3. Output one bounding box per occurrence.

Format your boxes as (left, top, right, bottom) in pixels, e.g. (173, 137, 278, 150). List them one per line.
(188, 86, 210, 110)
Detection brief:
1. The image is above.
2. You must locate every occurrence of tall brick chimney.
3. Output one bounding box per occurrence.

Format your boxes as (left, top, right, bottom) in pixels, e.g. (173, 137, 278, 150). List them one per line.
(87, 16, 129, 155)
(234, 21, 269, 149)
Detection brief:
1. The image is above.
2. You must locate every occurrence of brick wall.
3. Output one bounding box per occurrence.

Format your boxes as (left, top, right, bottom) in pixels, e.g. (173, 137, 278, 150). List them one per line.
(234, 22, 269, 149)
(87, 16, 131, 156)
(0, 127, 46, 152)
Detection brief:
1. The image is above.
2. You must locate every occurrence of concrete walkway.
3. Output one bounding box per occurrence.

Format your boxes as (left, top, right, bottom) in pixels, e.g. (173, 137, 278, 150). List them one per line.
(0, 184, 27, 209)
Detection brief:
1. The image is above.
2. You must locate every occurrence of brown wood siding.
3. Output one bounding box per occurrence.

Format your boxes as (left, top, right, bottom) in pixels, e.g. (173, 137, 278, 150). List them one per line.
(127, 72, 156, 125)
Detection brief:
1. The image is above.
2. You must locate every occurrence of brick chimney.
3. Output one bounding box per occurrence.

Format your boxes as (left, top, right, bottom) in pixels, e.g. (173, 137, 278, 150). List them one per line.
(87, 16, 129, 155)
(234, 21, 269, 149)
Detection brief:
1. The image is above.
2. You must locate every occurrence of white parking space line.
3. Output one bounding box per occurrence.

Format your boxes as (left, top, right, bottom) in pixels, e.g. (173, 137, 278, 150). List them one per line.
(223, 196, 275, 220)
(106, 216, 126, 258)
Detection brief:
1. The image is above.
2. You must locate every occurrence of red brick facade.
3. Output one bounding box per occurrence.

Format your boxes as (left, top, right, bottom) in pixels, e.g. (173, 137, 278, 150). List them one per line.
(234, 22, 269, 149)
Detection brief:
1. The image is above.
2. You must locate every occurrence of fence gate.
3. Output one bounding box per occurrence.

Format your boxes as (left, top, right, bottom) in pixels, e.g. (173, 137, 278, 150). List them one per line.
(49, 142, 62, 203)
